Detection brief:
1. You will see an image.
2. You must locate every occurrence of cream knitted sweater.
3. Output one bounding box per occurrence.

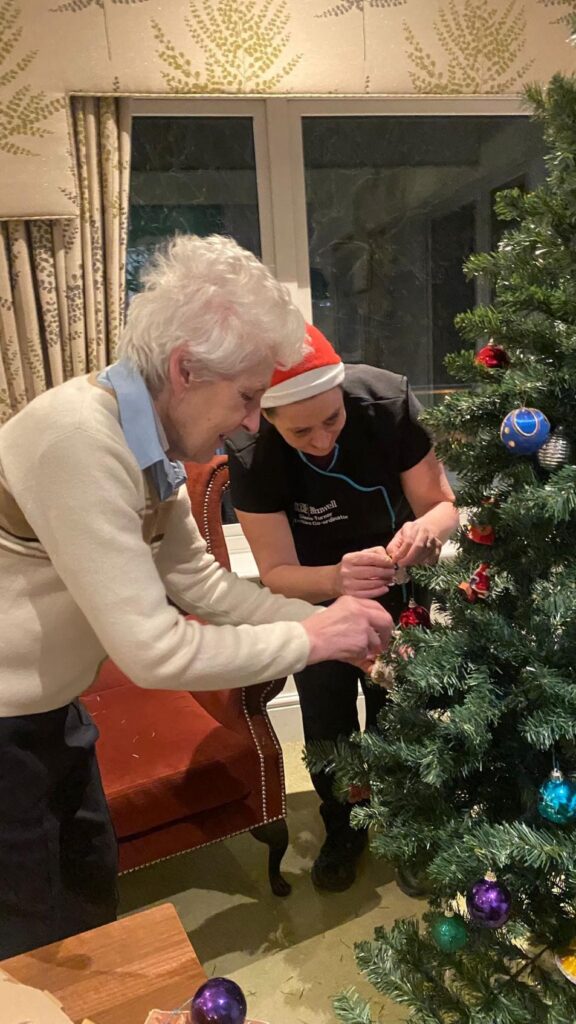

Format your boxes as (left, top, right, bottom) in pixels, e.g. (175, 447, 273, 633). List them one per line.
(0, 376, 315, 716)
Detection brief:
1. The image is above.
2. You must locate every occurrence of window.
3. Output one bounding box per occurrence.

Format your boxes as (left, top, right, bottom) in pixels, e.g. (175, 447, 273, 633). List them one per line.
(300, 115, 545, 404)
(128, 99, 545, 542)
(128, 98, 545, 407)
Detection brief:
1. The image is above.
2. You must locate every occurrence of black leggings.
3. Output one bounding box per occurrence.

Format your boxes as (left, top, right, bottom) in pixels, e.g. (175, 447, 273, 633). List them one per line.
(294, 660, 389, 833)
(294, 584, 427, 835)
(0, 700, 118, 957)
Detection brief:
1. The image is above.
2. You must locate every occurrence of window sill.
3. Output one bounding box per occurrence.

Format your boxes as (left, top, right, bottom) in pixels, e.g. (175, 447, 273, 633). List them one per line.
(223, 523, 259, 580)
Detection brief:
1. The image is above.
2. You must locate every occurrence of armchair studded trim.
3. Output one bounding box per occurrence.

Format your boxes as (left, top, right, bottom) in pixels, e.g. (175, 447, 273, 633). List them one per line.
(185, 456, 231, 568)
(184, 455, 291, 896)
(184, 456, 289, 828)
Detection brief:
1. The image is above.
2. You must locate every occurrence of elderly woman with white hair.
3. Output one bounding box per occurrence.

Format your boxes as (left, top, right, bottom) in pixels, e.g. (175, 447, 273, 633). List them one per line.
(0, 235, 393, 958)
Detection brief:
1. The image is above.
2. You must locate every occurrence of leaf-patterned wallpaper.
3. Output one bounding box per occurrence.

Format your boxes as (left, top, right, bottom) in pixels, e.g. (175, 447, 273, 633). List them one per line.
(0, 0, 574, 218)
(404, 0, 535, 94)
(152, 0, 302, 93)
(0, 0, 63, 156)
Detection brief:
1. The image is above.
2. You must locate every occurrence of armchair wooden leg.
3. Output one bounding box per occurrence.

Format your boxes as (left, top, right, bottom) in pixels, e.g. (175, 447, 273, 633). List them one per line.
(250, 818, 291, 897)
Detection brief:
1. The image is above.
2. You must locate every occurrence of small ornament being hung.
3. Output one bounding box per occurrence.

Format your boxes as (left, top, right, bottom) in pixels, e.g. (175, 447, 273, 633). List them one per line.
(368, 637, 414, 687)
(536, 426, 574, 472)
(466, 872, 512, 929)
(467, 523, 496, 546)
(430, 911, 469, 952)
(538, 768, 576, 824)
(475, 339, 510, 369)
(500, 407, 550, 455)
(458, 562, 490, 603)
(368, 624, 417, 688)
(399, 598, 432, 629)
(392, 564, 410, 585)
(368, 655, 396, 689)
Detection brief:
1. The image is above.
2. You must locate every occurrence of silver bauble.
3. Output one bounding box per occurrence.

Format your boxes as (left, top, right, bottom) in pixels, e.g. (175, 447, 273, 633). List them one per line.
(536, 426, 573, 472)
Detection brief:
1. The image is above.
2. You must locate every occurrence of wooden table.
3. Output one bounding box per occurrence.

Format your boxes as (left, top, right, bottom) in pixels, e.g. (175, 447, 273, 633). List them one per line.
(0, 903, 206, 1024)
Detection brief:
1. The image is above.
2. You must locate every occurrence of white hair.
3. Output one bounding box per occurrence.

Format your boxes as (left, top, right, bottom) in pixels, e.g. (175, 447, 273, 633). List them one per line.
(117, 234, 306, 390)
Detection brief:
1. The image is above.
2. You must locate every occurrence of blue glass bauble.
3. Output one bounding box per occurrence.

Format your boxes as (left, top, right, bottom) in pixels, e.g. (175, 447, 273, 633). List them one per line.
(500, 407, 550, 455)
(430, 913, 469, 952)
(191, 978, 247, 1024)
(538, 769, 576, 824)
(466, 875, 511, 929)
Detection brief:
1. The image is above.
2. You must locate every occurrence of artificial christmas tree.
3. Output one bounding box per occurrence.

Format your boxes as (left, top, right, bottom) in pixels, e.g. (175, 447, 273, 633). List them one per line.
(309, 73, 576, 1023)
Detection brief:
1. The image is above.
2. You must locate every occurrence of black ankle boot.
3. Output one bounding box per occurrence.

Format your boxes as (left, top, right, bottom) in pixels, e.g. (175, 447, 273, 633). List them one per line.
(394, 863, 431, 898)
(311, 825, 368, 892)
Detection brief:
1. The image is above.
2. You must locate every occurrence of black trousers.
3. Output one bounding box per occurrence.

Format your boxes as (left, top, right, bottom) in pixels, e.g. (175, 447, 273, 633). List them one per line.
(294, 660, 389, 835)
(294, 584, 420, 837)
(0, 700, 118, 958)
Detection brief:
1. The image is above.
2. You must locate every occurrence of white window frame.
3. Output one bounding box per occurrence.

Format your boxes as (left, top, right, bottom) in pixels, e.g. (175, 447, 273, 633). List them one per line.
(130, 95, 528, 568)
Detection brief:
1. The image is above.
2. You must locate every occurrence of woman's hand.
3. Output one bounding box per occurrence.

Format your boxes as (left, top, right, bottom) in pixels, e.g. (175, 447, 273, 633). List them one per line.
(386, 520, 442, 567)
(334, 546, 396, 599)
(303, 596, 394, 666)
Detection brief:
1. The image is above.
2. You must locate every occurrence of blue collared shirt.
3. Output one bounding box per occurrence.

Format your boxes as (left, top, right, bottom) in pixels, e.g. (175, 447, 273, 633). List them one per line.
(97, 361, 187, 502)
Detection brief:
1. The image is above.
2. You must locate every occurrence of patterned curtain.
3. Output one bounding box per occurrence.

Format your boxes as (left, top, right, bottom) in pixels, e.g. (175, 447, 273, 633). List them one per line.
(0, 96, 131, 426)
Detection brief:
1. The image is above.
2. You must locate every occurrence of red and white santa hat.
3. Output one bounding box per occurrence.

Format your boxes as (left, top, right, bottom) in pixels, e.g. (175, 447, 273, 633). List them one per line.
(261, 324, 345, 409)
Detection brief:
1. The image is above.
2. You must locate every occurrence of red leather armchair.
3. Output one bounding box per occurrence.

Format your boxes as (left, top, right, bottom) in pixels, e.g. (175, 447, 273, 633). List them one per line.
(82, 456, 290, 896)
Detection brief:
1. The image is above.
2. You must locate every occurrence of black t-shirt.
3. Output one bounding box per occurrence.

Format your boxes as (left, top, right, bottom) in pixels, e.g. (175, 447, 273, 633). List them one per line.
(227, 365, 431, 571)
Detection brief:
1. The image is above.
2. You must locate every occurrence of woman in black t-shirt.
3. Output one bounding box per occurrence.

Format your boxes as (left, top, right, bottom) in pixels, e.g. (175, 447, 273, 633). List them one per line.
(227, 325, 458, 893)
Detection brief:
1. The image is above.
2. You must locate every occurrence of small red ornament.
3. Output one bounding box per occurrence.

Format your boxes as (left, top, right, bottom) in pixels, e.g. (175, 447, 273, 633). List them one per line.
(471, 562, 490, 598)
(458, 562, 491, 603)
(399, 598, 432, 629)
(467, 523, 495, 546)
(349, 783, 371, 803)
(475, 339, 509, 369)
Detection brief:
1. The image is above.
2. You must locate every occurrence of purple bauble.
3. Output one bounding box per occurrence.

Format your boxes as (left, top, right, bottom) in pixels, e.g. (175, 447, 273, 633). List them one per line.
(466, 875, 512, 929)
(190, 977, 247, 1024)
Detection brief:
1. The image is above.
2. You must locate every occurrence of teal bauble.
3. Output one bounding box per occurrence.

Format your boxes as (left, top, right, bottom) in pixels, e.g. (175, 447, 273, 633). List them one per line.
(538, 769, 576, 824)
(430, 914, 469, 952)
(500, 407, 550, 455)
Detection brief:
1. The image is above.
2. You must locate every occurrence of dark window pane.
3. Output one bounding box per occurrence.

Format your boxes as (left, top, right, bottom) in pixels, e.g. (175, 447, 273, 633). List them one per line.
(431, 203, 475, 388)
(127, 116, 261, 300)
(303, 116, 546, 405)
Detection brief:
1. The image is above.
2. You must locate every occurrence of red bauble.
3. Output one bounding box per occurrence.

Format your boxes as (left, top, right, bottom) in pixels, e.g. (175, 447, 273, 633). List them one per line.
(468, 523, 495, 546)
(399, 598, 432, 629)
(349, 783, 371, 803)
(475, 340, 509, 369)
